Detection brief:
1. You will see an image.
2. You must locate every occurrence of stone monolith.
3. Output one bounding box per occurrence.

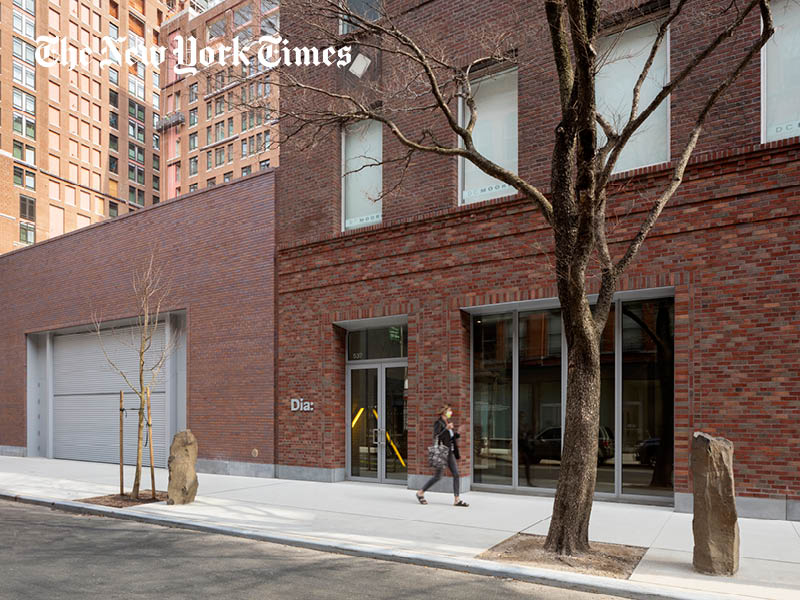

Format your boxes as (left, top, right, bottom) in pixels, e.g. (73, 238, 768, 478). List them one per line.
(691, 431, 739, 575)
(167, 429, 198, 505)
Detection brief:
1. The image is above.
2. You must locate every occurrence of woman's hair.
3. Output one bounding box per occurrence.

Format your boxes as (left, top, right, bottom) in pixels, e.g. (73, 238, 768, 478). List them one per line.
(439, 404, 452, 416)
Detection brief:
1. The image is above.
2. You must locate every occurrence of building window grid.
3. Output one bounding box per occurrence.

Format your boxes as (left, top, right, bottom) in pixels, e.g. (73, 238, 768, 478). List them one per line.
(13, 10, 36, 39)
(13, 88, 36, 115)
(14, 0, 36, 16)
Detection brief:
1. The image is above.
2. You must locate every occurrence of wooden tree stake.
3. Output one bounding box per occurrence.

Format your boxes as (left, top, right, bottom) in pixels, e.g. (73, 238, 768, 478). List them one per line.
(147, 387, 156, 500)
(120, 390, 124, 496)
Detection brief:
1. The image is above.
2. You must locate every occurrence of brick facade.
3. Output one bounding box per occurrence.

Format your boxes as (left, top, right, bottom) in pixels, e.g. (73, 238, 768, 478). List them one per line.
(0, 0, 797, 515)
(0, 171, 277, 468)
(274, 0, 800, 507)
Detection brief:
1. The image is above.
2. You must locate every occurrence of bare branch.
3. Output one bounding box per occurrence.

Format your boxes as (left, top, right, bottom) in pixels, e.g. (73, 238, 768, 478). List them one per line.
(601, 0, 767, 186)
(613, 0, 774, 276)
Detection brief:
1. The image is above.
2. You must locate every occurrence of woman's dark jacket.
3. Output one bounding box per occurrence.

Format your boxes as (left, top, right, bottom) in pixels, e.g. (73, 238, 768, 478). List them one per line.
(433, 417, 460, 460)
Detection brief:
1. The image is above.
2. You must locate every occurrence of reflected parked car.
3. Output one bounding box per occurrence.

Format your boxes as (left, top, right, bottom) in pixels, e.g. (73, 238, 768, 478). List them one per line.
(530, 426, 615, 465)
(635, 437, 660, 467)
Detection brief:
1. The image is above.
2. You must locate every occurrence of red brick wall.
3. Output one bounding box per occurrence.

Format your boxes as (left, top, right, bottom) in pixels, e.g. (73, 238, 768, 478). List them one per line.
(0, 171, 277, 466)
(276, 137, 800, 497)
(276, 0, 767, 246)
(274, 0, 799, 498)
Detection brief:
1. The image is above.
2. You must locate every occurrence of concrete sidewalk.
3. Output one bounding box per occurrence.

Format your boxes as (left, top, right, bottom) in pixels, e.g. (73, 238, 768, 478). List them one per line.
(1, 456, 798, 600)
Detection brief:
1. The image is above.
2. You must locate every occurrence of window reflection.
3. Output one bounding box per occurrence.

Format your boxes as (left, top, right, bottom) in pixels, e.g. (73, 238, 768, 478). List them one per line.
(597, 307, 615, 493)
(473, 314, 513, 485)
(622, 299, 674, 496)
(471, 297, 673, 497)
(518, 310, 561, 488)
(348, 326, 407, 361)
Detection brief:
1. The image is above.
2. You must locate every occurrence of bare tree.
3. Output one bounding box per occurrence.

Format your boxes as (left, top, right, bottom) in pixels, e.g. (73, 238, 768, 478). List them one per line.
(229, 0, 774, 553)
(93, 252, 175, 499)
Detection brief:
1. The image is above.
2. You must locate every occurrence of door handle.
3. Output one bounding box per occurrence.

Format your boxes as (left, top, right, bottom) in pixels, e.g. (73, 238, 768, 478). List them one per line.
(372, 428, 379, 445)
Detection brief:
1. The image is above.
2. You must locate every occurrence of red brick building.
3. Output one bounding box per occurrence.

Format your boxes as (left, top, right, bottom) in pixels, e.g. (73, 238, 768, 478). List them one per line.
(0, 171, 277, 476)
(273, 0, 800, 519)
(0, 0, 798, 521)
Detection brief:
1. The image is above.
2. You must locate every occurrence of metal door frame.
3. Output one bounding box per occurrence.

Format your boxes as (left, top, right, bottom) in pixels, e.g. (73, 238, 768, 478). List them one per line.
(346, 360, 408, 484)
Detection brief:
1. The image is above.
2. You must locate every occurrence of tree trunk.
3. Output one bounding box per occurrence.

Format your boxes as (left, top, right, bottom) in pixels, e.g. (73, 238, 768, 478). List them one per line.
(131, 392, 145, 499)
(545, 299, 601, 555)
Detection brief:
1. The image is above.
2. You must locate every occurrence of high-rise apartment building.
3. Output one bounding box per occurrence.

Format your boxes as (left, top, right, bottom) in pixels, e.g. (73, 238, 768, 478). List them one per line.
(158, 0, 279, 199)
(0, 0, 168, 255)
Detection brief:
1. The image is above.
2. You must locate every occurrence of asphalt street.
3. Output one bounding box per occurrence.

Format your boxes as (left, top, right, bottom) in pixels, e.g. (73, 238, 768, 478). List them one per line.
(0, 501, 628, 600)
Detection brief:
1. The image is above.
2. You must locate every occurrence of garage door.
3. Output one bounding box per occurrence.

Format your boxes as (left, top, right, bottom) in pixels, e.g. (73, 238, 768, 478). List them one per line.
(52, 326, 168, 467)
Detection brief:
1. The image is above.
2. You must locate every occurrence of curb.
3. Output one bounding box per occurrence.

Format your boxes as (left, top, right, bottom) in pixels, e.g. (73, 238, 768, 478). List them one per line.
(0, 492, 743, 600)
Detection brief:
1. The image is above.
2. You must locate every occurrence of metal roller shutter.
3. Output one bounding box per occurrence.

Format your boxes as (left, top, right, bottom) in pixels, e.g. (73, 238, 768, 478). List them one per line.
(52, 326, 169, 467)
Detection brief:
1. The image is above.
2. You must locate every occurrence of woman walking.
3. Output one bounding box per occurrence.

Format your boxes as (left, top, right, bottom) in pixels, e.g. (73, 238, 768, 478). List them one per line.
(416, 404, 469, 507)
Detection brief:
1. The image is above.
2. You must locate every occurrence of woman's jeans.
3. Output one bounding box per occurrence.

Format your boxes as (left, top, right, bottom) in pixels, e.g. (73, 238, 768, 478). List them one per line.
(421, 451, 459, 496)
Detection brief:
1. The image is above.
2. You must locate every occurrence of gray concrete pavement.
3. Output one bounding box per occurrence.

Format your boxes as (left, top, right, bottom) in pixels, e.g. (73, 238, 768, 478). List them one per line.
(0, 501, 625, 600)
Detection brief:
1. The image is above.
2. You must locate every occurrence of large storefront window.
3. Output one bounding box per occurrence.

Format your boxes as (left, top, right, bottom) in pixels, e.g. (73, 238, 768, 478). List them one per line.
(518, 310, 561, 489)
(621, 299, 674, 496)
(473, 313, 513, 485)
(472, 295, 674, 499)
(597, 307, 616, 493)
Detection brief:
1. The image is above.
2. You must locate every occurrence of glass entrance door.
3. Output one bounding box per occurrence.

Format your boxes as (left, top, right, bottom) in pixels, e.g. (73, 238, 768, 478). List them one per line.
(383, 365, 408, 481)
(349, 368, 379, 479)
(347, 363, 408, 483)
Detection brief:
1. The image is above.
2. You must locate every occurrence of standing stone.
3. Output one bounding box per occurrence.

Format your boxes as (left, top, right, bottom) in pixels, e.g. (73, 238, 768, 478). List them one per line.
(691, 431, 739, 575)
(167, 430, 199, 505)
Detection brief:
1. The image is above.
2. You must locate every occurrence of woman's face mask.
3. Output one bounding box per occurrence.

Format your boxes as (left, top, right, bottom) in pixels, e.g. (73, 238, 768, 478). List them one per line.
(445, 410, 453, 419)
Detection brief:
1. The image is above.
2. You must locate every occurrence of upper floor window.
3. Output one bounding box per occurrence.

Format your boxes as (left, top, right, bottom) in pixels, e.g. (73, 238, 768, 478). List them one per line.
(207, 16, 226, 41)
(13, 140, 36, 164)
(596, 20, 669, 173)
(13, 61, 36, 90)
(763, 0, 800, 142)
(341, 0, 379, 34)
(13, 112, 36, 140)
(128, 99, 146, 121)
(20, 195, 36, 222)
(14, 166, 36, 190)
(189, 83, 198, 103)
(13, 88, 36, 115)
(13, 0, 35, 17)
(20, 222, 35, 245)
(260, 15, 278, 36)
(233, 4, 252, 28)
(342, 120, 382, 230)
(129, 75, 145, 100)
(13, 38, 36, 66)
(460, 69, 518, 205)
(13, 10, 36, 38)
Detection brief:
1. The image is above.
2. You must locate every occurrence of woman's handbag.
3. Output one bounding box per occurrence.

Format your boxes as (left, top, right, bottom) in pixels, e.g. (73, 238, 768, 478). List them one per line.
(427, 438, 449, 469)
